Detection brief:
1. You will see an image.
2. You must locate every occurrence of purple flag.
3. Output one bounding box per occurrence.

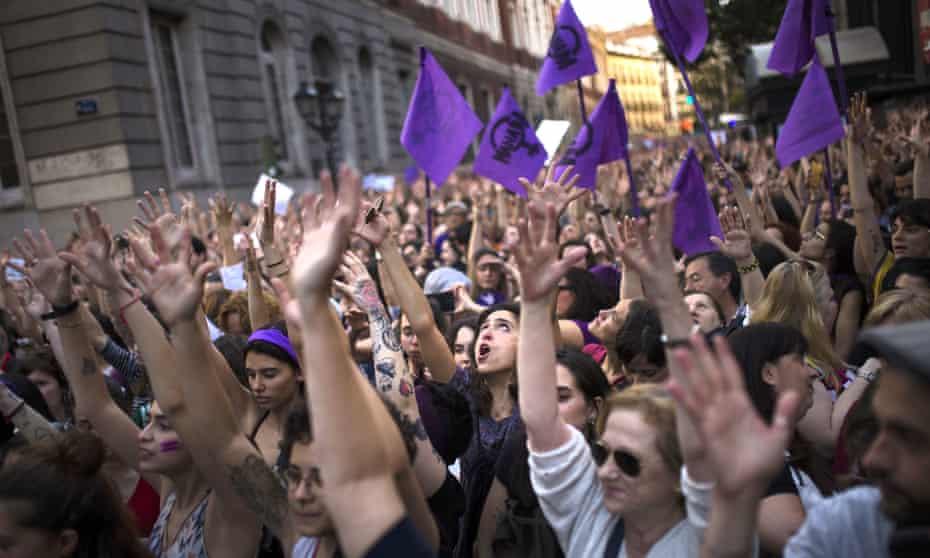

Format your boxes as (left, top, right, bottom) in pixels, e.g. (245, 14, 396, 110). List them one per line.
(767, 0, 830, 76)
(649, 0, 709, 63)
(536, 0, 598, 95)
(556, 79, 628, 190)
(775, 58, 845, 167)
(473, 89, 546, 197)
(669, 148, 722, 256)
(401, 47, 483, 186)
(404, 165, 420, 184)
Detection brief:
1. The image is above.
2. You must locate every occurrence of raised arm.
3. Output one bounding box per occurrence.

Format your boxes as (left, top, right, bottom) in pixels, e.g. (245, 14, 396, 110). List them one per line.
(16, 224, 147, 478)
(613, 196, 716, 482)
(280, 167, 437, 557)
(210, 194, 240, 267)
(338, 251, 448, 497)
(712, 206, 764, 309)
(141, 228, 281, 545)
(0, 379, 58, 443)
(357, 209, 456, 383)
(665, 335, 799, 558)
(514, 200, 586, 452)
(848, 93, 888, 277)
(901, 108, 930, 200)
(244, 246, 271, 330)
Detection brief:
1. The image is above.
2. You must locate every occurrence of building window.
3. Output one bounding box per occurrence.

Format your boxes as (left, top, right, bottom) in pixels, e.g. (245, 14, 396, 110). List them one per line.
(150, 14, 195, 169)
(259, 21, 289, 163)
(0, 86, 19, 189)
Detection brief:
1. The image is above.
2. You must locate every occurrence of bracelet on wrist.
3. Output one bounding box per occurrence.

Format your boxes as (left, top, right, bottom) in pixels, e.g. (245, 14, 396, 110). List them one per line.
(41, 300, 80, 321)
(118, 292, 142, 325)
(660, 334, 691, 349)
(738, 259, 760, 274)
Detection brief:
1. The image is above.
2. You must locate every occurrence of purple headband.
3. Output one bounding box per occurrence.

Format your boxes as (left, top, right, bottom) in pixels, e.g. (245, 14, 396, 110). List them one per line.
(247, 328, 300, 368)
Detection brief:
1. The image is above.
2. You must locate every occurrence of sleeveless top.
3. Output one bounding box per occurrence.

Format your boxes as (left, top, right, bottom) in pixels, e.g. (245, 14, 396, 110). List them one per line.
(149, 491, 211, 558)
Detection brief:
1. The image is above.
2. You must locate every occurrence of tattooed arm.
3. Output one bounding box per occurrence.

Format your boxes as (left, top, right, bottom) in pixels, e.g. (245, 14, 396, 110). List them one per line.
(0, 382, 58, 443)
(341, 253, 449, 497)
(848, 94, 889, 278)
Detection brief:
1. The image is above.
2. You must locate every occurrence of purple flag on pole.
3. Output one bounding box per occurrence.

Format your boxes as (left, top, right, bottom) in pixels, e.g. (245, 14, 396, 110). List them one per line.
(473, 89, 546, 197)
(649, 0, 709, 63)
(401, 47, 483, 186)
(536, 0, 598, 95)
(556, 79, 628, 190)
(767, 0, 830, 76)
(669, 148, 722, 256)
(775, 58, 845, 167)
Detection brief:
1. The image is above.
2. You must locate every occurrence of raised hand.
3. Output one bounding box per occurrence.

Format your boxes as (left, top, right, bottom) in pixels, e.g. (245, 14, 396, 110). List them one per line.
(518, 163, 589, 216)
(140, 226, 216, 327)
(353, 198, 392, 248)
(60, 206, 130, 295)
(714, 162, 744, 191)
(848, 92, 871, 147)
(899, 107, 930, 159)
(256, 178, 277, 249)
(667, 334, 799, 496)
(291, 167, 362, 299)
(209, 193, 234, 228)
(135, 188, 180, 244)
(711, 206, 753, 262)
(512, 200, 586, 303)
(336, 251, 380, 314)
(12, 229, 72, 307)
(613, 196, 678, 299)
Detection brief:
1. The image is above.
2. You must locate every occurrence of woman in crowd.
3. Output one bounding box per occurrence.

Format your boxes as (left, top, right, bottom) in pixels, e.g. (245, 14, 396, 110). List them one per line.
(448, 317, 479, 374)
(0, 430, 152, 558)
(474, 346, 609, 557)
(8, 347, 72, 426)
(516, 196, 716, 557)
(17, 211, 265, 558)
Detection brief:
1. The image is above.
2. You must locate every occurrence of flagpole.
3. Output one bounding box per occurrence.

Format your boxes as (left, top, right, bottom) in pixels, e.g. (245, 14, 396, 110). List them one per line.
(825, 4, 848, 116)
(660, 30, 733, 191)
(623, 153, 640, 217)
(823, 148, 836, 219)
(425, 176, 433, 244)
(576, 79, 588, 122)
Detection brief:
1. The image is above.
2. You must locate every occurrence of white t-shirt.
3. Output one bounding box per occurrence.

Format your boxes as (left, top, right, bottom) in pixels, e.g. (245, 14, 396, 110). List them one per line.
(528, 427, 714, 558)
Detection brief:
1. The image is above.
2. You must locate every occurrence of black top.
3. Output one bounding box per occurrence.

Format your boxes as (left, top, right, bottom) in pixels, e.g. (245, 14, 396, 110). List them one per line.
(428, 472, 466, 558)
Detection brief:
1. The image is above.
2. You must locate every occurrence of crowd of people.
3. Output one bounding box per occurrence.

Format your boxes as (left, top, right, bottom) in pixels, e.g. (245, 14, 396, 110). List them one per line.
(0, 90, 928, 558)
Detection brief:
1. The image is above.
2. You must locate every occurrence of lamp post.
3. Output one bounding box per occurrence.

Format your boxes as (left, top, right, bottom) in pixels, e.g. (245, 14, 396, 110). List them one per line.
(294, 79, 345, 186)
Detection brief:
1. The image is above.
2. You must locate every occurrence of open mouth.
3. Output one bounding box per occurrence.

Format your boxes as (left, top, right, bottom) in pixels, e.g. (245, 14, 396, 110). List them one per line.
(477, 344, 491, 363)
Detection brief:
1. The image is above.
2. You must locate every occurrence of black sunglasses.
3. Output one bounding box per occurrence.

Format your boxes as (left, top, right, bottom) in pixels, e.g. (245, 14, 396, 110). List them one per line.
(591, 442, 641, 477)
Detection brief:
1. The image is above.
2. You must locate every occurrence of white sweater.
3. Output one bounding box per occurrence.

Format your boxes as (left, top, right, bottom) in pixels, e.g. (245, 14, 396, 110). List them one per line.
(528, 427, 713, 558)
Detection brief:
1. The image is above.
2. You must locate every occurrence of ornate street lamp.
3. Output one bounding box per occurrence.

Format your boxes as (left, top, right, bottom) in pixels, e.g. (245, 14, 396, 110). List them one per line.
(294, 79, 345, 185)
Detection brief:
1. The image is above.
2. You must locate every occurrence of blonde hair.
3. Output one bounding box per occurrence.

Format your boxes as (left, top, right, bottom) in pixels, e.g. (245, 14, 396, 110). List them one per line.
(752, 260, 844, 372)
(864, 289, 930, 328)
(596, 384, 682, 477)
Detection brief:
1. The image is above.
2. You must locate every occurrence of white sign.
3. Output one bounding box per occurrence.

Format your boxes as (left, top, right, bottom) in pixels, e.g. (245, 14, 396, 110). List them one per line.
(4, 258, 24, 282)
(535, 120, 571, 165)
(219, 262, 247, 292)
(251, 174, 294, 215)
(363, 174, 396, 192)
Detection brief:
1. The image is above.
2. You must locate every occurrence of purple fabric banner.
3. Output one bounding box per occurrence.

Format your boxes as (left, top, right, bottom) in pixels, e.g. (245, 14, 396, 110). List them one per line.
(555, 79, 627, 190)
(649, 0, 709, 63)
(536, 0, 598, 95)
(401, 47, 483, 186)
(473, 89, 546, 197)
(768, 0, 830, 76)
(669, 148, 722, 256)
(775, 58, 845, 167)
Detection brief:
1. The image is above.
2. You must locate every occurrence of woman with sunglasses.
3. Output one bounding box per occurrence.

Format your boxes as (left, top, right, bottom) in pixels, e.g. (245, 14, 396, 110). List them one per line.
(515, 197, 717, 557)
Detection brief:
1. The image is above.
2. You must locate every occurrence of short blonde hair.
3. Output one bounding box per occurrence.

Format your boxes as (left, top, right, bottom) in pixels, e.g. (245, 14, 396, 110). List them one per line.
(596, 384, 682, 477)
(864, 289, 930, 328)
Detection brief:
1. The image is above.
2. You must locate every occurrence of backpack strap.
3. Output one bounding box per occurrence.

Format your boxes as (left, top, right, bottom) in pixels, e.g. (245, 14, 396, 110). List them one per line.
(604, 519, 625, 558)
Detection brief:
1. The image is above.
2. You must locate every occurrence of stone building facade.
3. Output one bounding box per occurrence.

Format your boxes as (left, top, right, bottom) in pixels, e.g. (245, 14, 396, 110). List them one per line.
(0, 0, 557, 244)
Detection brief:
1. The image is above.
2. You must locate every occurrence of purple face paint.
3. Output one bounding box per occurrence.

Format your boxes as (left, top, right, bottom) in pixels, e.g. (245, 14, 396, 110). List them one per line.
(160, 440, 182, 453)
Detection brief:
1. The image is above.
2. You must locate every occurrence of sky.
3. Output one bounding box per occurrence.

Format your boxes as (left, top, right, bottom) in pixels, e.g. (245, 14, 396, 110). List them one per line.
(571, 0, 653, 31)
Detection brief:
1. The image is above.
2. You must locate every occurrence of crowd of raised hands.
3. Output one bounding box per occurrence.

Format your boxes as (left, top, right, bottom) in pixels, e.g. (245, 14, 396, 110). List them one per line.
(0, 92, 928, 558)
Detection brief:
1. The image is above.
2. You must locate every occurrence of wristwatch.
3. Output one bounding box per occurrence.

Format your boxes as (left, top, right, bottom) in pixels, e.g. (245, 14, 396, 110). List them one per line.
(857, 363, 880, 383)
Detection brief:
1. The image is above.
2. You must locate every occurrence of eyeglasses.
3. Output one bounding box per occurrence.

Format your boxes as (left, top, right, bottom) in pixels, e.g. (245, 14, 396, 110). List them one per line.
(591, 442, 641, 477)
